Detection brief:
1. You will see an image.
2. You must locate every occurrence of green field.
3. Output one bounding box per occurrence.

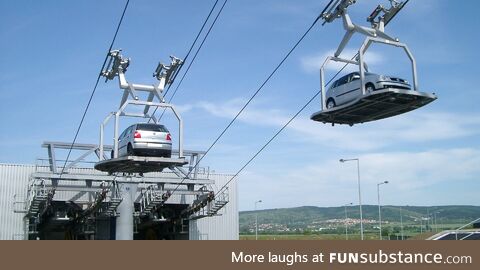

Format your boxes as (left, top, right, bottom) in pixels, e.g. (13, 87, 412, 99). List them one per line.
(239, 205, 479, 239)
(240, 232, 434, 240)
(240, 234, 377, 240)
(239, 222, 470, 240)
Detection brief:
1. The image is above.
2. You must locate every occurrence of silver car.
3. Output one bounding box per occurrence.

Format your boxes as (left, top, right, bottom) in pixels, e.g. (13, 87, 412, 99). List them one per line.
(114, 123, 172, 158)
(325, 72, 411, 109)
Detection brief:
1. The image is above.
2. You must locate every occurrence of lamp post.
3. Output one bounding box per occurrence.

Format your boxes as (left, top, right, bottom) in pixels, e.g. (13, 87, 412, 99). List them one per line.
(433, 211, 440, 232)
(344, 203, 353, 240)
(255, 200, 262, 240)
(377, 181, 389, 240)
(400, 206, 404, 240)
(427, 208, 430, 232)
(339, 158, 364, 240)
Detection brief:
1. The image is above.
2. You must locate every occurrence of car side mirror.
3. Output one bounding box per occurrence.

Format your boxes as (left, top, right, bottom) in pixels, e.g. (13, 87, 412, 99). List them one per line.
(352, 75, 360, 80)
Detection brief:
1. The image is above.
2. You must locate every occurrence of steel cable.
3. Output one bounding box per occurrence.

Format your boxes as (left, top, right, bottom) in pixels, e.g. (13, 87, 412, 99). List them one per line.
(60, 0, 131, 177)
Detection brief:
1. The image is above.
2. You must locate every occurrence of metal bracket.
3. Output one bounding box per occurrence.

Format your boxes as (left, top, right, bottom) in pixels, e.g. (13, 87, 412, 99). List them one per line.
(320, 0, 408, 56)
(102, 50, 130, 81)
(153, 55, 183, 84)
(367, 0, 409, 28)
(98, 50, 186, 163)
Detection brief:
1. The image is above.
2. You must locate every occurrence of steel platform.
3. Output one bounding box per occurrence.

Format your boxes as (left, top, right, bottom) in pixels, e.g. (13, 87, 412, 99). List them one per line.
(94, 156, 188, 174)
(311, 88, 437, 126)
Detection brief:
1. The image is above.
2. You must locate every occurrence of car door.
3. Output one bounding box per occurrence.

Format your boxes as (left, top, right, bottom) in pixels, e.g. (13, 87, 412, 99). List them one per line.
(118, 126, 131, 156)
(342, 72, 362, 104)
(117, 129, 126, 157)
(334, 75, 349, 105)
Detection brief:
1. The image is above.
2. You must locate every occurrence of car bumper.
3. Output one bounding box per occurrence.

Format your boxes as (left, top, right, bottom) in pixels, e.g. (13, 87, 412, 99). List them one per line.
(376, 81, 411, 90)
(132, 142, 172, 157)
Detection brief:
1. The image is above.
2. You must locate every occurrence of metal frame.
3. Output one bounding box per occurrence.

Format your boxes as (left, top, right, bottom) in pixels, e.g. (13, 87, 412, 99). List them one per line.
(15, 49, 230, 239)
(183, 187, 230, 220)
(16, 141, 229, 239)
(99, 50, 185, 161)
(319, 36, 420, 111)
(319, 0, 418, 111)
(312, 0, 436, 126)
(312, 88, 437, 125)
(38, 141, 208, 180)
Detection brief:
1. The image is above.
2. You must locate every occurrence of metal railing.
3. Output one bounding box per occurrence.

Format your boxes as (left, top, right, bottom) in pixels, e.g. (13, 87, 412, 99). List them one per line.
(455, 217, 480, 240)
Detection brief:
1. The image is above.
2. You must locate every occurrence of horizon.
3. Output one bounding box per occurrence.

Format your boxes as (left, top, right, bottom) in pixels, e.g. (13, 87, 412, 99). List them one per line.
(241, 204, 480, 212)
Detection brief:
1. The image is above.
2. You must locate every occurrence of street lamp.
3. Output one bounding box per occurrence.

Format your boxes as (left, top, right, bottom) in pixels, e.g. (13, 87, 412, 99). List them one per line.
(433, 211, 440, 232)
(427, 208, 430, 232)
(377, 181, 389, 240)
(400, 206, 404, 240)
(344, 203, 353, 240)
(255, 200, 262, 240)
(339, 158, 364, 240)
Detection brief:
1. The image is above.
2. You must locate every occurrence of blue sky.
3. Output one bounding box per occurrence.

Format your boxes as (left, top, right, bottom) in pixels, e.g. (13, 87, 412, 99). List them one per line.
(1, 0, 479, 211)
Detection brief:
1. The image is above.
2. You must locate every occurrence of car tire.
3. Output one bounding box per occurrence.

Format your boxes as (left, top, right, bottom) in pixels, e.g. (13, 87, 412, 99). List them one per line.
(127, 143, 134, 156)
(326, 98, 336, 109)
(365, 83, 375, 93)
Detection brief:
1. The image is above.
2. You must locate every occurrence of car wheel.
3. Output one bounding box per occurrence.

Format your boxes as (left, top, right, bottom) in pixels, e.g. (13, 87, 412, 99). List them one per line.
(365, 83, 375, 93)
(326, 98, 336, 109)
(127, 143, 134, 156)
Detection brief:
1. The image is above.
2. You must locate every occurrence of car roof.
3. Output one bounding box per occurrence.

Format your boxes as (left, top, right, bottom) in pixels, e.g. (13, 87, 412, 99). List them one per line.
(128, 123, 167, 129)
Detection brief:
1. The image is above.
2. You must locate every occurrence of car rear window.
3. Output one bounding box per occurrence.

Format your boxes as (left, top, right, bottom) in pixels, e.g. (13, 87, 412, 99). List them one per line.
(136, 124, 168, 132)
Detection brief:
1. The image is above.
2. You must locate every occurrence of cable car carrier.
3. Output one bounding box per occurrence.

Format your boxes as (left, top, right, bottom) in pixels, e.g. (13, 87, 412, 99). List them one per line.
(311, 0, 437, 126)
(94, 50, 188, 174)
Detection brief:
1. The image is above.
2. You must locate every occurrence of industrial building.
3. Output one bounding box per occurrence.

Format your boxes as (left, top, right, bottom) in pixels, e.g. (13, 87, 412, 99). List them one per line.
(0, 47, 238, 240)
(0, 153, 238, 240)
(0, 31, 241, 240)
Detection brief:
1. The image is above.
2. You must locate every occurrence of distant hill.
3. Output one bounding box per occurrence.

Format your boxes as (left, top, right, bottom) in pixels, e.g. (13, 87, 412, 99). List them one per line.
(239, 205, 480, 234)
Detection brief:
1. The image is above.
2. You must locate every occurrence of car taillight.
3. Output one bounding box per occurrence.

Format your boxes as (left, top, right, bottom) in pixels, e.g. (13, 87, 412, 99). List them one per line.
(134, 131, 141, 138)
(166, 133, 172, 141)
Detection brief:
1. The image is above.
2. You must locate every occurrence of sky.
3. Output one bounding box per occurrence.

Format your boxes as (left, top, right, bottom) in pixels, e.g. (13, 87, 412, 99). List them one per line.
(1, 0, 479, 211)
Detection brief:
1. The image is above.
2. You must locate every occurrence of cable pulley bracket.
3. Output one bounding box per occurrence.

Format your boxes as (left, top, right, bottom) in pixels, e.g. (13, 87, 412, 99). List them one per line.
(320, 0, 357, 25)
(101, 50, 131, 81)
(320, 0, 408, 28)
(367, 0, 409, 28)
(153, 56, 184, 85)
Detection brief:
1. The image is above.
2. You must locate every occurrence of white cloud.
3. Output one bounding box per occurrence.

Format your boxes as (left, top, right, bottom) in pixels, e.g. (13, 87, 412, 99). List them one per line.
(300, 49, 384, 74)
(287, 111, 480, 151)
(359, 149, 480, 189)
(239, 148, 480, 209)
(174, 103, 194, 114)
(184, 99, 480, 151)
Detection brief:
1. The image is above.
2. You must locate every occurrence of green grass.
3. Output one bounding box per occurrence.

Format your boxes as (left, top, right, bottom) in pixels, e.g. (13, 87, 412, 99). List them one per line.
(240, 234, 381, 240)
(239, 223, 470, 240)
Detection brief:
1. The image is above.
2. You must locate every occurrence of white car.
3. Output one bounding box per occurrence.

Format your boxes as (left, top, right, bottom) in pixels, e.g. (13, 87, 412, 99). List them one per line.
(325, 72, 411, 109)
(113, 123, 172, 158)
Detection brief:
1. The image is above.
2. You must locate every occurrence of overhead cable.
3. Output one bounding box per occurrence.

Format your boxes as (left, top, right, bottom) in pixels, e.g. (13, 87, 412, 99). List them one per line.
(216, 56, 357, 196)
(168, 5, 328, 198)
(60, 0, 131, 177)
(148, 0, 228, 123)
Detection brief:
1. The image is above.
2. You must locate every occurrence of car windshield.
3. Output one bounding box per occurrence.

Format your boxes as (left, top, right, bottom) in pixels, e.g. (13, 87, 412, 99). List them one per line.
(136, 124, 168, 132)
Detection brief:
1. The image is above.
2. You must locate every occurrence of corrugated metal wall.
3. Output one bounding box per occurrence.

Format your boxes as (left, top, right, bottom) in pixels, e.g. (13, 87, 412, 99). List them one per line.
(0, 163, 238, 240)
(0, 164, 32, 240)
(189, 173, 239, 240)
